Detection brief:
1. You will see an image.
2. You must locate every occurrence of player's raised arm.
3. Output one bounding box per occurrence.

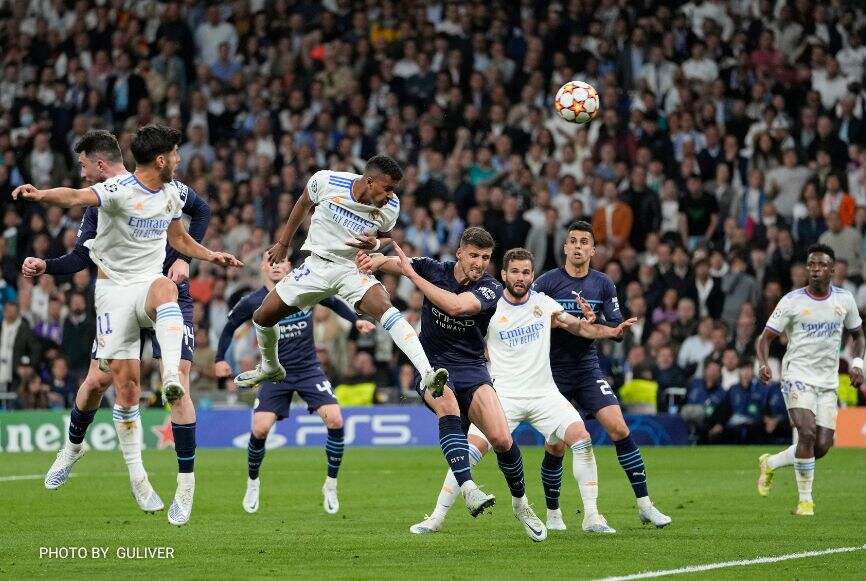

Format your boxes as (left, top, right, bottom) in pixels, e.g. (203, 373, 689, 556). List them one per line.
(553, 310, 637, 339)
(11, 184, 99, 208)
(268, 187, 315, 265)
(166, 219, 243, 268)
(392, 243, 482, 316)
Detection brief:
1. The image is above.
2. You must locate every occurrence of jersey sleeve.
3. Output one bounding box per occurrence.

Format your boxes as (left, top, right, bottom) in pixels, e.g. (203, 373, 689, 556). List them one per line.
(765, 295, 791, 334)
(383, 200, 400, 232)
(601, 276, 623, 325)
(470, 278, 502, 314)
(90, 179, 123, 214)
(410, 256, 441, 281)
(305, 170, 329, 204)
(844, 292, 863, 331)
(215, 293, 257, 361)
(540, 293, 564, 317)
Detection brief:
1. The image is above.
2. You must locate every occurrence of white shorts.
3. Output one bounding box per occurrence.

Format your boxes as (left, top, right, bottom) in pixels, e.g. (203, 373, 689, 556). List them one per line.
(94, 274, 161, 360)
(275, 254, 380, 310)
(781, 379, 839, 430)
(468, 389, 584, 445)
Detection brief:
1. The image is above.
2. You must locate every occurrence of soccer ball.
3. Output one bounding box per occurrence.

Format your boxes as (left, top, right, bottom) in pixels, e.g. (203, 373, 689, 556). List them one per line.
(554, 81, 600, 124)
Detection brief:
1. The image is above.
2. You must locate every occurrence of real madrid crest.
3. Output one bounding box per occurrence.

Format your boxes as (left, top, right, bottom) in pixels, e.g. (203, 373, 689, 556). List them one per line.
(369, 209, 382, 222)
(533, 305, 543, 318)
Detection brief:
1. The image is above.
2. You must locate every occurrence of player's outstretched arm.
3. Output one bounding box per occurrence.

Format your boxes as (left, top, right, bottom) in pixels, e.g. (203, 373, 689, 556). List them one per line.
(267, 189, 314, 264)
(756, 328, 778, 383)
(356, 251, 403, 275)
(166, 220, 243, 268)
(11, 184, 98, 208)
(553, 311, 637, 339)
(392, 243, 481, 317)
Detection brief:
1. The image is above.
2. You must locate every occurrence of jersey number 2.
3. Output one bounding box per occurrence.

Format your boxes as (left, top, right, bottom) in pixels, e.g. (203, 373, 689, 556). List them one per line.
(597, 379, 613, 396)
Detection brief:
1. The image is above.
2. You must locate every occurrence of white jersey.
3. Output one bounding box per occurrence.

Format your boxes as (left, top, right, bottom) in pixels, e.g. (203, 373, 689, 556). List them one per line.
(486, 291, 564, 397)
(85, 173, 182, 285)
(766, 286, 862, 390)
(302, 170, 400, 265)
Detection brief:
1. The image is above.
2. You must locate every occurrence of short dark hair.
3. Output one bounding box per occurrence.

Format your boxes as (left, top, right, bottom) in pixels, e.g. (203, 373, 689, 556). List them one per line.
(459, 226, 495, 250)
(566, 220, 595, 243)
(131, 124, 181, 165)
(502, 247, 534, 270)
(365, 155, 403, 182)
(807, 243, 835, 261)
(73, 130, 122, 163)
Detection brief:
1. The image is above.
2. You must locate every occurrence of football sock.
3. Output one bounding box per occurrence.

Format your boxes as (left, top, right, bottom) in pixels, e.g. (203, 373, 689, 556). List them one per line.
(381, 307, 433, 376)
(68, 402, 97, 450)
(248, 434, 266, 480)
(326, 427, 345, 479)
(172, 422, 196, 473)
(571, 439, 599, 516)
(541, 450, 564, 510)
(614, 434, 649, 498)
(253, 322, 280, 373)
(434, 443, 482, 519)
(155, 303, 183, 382)
(496, 442, 526, 498)
(438, 415, 472, 486)
(113, 404, 145, 479)
(794, 457, 815, 502)
(768, 444, 796, 470)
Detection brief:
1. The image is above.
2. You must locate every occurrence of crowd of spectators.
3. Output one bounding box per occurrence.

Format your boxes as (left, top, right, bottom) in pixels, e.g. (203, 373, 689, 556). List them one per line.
(2, 1, 866, 442)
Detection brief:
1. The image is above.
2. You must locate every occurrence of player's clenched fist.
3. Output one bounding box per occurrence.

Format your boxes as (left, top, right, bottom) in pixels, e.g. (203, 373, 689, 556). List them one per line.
(758, 364, 772, 383)
(11, 184, 42, 201)
(21, 257, 46, 278)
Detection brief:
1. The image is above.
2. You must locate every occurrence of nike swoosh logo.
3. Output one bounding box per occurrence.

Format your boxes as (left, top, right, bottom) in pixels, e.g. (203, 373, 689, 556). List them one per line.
(527, 523, 543, 536)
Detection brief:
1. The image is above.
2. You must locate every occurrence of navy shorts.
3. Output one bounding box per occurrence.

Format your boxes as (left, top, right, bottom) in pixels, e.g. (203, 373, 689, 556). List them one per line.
(554, 367, 619, 416)
(255, 368, 337, 420)
(149, 285, 195, 361)
(414, 362, 493, 417)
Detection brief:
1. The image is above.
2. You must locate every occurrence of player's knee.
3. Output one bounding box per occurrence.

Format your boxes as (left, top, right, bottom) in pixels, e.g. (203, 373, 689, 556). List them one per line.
(545, 441, 566, 456)
(252, 306, 276, 327)
(251, 425, 270, 440)
(607, 422, 630, 441)
(814, 437, 833, 459)
(324, 412, 343, 430)
(488, 431, 513, 453)
(797, 426, 817, 447)
(153, 276, 179, 302)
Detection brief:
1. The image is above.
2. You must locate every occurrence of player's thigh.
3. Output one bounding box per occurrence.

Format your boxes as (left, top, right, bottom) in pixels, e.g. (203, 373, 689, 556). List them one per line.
(528, 391, 587, 446)
(422, 384, 461, 417)
(82, 353, 113, 393)
(782, 381, 818, 436)
(272, 257, 335, 321)
(594, 403, 630, 440)
(294, 374, 341, 427)
(254, 382, 294, 422)
(467, 385, 512, 449)
(143, 275, 179, 321)
(343, 270, 387, 319)
(94, 279, 143, 362)
(251, 411, 278, 439)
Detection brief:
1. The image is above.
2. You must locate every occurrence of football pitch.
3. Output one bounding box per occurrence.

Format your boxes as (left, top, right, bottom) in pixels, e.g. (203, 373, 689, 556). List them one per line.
(3, 446, 864, 579)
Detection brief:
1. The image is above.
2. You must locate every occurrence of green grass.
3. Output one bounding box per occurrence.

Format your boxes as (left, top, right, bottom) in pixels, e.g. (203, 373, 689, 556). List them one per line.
(3, 446, 865, 579)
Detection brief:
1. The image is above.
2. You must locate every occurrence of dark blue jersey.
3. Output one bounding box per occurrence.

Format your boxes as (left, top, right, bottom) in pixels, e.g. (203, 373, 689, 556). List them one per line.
(531, 267, 622, 374)
(410, 257, 503, 366)
(44, 179, 211, 276)
(216, 287, 358, 374)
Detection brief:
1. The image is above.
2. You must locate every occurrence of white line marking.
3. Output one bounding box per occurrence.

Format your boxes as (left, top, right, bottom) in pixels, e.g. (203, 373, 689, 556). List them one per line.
(0, 474, 70, 482)
(592, 544, 866, 581)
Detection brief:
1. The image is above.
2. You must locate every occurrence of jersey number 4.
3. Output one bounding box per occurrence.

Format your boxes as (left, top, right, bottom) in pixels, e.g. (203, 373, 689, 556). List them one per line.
(316, 381, 334, 396)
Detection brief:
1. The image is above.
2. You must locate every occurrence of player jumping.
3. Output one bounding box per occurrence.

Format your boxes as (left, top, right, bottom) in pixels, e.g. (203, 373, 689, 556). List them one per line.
(22, 130, 210, 516)
(531, 221, 671, 529)
(229, 157, 498, 512)
(410, 248, 638, 535)
(756, 243, 864, 516)
(215, 254, 376, 514)
(357, 230, 548, 541)
(13, 125, 241, 526)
